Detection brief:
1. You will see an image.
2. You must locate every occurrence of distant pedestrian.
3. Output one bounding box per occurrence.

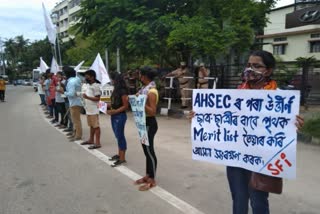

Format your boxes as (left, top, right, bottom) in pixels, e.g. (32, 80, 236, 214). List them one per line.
(38, 75, 46, 106)
(63, 66, 83, 142)
(134, 66, 158, 191)
(0, 76, 6, 102)
(107, 72, 129, 167)
(81, 69, 102, 149)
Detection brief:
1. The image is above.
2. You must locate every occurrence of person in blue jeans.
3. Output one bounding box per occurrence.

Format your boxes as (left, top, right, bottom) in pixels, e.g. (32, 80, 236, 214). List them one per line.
(107, 72, 129, 167)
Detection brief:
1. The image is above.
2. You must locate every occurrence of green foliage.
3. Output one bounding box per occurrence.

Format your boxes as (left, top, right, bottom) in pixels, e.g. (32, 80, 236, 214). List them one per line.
(72, 0, 277, 67)
(301, 114, 320, 138)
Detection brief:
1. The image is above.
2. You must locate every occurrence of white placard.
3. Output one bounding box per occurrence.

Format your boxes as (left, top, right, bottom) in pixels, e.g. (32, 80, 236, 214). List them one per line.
(192, 89, 300, 179)
(129, 95, 149, 146)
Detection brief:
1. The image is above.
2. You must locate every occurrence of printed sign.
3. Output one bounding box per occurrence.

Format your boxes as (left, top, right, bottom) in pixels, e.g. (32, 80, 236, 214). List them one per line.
(98, 101, 107, 114)
(192, 89, 300, 179)
(129, 95, 149, 146)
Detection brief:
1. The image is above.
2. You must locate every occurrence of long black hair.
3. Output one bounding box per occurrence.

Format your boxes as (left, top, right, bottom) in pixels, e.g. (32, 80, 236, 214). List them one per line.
(110, 72, 128, 95)
(84, 69, 101, 84)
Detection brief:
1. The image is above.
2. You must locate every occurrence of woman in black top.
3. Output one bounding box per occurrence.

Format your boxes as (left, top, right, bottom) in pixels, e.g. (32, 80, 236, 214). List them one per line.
(107, 72, 129, 167)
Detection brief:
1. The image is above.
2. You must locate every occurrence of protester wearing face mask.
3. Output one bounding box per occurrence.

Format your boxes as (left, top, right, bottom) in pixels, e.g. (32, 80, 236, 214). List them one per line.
(189, 50, 304, 214)
(80, 69, 102, 149)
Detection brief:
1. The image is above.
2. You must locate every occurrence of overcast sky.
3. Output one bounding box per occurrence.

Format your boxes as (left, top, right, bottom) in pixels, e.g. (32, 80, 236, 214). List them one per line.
(0, 0, 295, 42)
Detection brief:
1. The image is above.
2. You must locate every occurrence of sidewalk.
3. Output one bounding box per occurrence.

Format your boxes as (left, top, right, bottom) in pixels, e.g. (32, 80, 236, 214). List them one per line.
(72, 109, 320, 214)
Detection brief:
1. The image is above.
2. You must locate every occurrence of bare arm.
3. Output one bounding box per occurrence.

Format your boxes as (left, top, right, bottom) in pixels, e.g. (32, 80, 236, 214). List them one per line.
(145, 92, 157, 116)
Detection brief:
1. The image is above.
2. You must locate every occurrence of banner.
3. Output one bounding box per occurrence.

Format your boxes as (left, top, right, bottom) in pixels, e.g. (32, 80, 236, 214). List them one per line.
(75, 60, 85, 72)
(50, 57, 59, 74)
(39, 57, 48, 73)
(192, 89, 300, 179)
(90, 53, 110, 87)
(129, 95, 149, 146)
(42, 3, 56, 45)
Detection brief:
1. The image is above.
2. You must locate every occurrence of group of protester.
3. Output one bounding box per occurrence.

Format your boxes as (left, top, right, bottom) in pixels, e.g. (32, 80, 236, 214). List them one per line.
(36, 50, 305, 213)
(38, 65, 159, 191)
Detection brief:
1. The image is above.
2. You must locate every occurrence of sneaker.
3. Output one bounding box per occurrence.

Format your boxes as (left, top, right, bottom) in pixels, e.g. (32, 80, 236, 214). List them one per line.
(109, 155, 119, 161)
(63, 128, 73, 132)
(51, 119, 58, 123)
(66, 133, 74, 137)
(111, 160, 126, 167)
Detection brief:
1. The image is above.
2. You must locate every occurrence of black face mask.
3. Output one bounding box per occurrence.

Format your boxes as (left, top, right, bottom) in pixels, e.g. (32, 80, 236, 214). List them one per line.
(85, 79, 91, 84)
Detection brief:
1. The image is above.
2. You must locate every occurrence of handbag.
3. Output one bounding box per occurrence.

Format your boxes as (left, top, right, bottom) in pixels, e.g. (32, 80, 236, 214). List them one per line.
(249, 172, 283, 194)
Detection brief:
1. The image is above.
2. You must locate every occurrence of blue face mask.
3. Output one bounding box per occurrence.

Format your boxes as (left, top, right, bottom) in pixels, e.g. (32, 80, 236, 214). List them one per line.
(242, 67, 264, 84)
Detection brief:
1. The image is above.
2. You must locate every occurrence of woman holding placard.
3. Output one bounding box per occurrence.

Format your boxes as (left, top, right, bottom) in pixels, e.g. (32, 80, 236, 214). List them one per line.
(190, 50, 304, 214)
(134, 66, 159, 191)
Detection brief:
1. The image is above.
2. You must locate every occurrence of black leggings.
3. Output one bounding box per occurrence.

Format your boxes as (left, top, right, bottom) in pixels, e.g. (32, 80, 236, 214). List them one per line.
(142, 117, 158, 179)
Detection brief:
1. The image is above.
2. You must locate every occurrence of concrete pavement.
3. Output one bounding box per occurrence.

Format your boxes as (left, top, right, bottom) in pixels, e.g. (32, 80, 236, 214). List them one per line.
(1, 85, 320, 214)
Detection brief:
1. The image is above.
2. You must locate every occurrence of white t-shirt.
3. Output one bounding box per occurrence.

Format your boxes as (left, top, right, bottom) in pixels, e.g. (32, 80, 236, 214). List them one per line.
(84, 83, 101, 115)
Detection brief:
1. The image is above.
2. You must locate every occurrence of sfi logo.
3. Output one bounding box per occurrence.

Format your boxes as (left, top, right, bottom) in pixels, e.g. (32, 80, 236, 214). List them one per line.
(299, 10, 320, 23)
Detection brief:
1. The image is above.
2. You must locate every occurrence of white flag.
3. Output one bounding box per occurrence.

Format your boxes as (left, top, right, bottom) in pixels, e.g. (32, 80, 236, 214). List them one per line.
(75, 60, 85, 72)
(42, 3, 56, 45)
(39, 57, 49, 73)
(90, 53, 110, 87)
(50, 57, 60, 74)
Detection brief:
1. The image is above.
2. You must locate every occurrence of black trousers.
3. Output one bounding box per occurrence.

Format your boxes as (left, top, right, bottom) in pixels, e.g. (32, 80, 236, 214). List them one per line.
(56, 102, 67, 125)
(0, 90, 5, 101)
(142, 117, 158, 179)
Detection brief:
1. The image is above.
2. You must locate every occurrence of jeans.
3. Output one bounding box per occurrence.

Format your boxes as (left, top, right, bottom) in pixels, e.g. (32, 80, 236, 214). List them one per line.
(227, 166, 269, 214)
(39, 94, 46, 105)
(64, 101, 73, 129)
(111, 112, 127, 150)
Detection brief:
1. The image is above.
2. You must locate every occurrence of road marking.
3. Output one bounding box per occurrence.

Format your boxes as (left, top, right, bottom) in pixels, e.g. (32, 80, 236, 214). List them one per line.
(41, 108, 205, 214)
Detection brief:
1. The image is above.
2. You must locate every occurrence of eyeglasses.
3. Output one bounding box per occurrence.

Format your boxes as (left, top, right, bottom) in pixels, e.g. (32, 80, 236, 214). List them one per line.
(246, 63, 266, 70)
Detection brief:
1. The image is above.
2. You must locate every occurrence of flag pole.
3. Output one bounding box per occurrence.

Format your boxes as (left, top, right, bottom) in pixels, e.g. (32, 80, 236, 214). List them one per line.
(56, 33, 62, 67)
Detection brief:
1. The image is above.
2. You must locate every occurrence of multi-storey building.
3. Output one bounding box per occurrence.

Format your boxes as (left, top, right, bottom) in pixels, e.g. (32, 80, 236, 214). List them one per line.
(258, 0, 320, 62)
(51, 0, 81, 43)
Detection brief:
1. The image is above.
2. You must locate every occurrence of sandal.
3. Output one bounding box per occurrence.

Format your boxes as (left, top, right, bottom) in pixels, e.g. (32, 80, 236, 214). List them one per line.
(111, 159, 126, 167)
(134, 176, 149, 185)
(108, 155, 119, 161)
(80, 141, 93, 145)
(88, 144, 101, 149)
(138, 182, 156, 191)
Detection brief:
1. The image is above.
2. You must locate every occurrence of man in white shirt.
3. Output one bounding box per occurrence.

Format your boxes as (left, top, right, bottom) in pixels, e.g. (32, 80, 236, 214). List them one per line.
(81, 70, 102, 149)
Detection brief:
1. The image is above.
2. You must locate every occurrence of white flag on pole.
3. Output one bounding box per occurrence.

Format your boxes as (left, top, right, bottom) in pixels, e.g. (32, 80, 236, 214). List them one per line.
(75, 60, 85, 72)
(42, 2, 57, 45)
(90, 53, 110, 87)
(39, 57, 49, 73)
(50, 57, 60, 74)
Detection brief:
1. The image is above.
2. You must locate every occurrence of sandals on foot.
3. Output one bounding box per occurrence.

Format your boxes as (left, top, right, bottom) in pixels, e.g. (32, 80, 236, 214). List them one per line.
(109, 155, 119, 161)
(134, 176, 149, 185)
(111, 159, 126, 167)
(80, 141, 93, 145)
(88, 144, 101, 149)
(138, 182, 156, 191)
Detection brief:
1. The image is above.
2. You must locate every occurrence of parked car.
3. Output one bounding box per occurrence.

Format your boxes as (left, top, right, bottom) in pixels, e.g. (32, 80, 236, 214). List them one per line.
(22, 79, 32, 86)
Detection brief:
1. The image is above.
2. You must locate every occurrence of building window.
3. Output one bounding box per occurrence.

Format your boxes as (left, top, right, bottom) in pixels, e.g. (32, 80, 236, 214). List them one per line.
(274, 37, 287, 42)
(273, 45, 286, 55)
(311, 33, 320, 38)
(310, 41, 320, 53)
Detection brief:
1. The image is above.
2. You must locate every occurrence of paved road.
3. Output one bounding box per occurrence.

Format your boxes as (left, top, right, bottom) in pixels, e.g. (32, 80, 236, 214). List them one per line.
(0, 85, 320, 214)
